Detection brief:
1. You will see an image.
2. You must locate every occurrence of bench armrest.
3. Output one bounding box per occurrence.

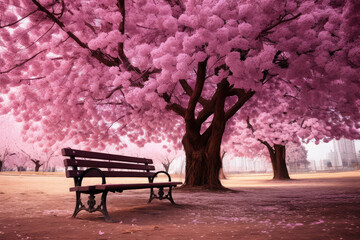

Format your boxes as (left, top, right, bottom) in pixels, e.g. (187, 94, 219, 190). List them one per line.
(149, 171, 172, 183)
(77, 167, 106, 186)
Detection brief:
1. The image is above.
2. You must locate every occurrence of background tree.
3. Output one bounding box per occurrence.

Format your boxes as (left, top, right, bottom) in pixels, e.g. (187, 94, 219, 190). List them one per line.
(160, 157, 174, 173)
(245, 116, 291, 180)
(0, 147, 16, 171)
(42, 149, 58, 172)
(227, 100, 359, 180)
(19, 148, 44, 172)
(219, 151, 227, 180)
(286, 143, 309, 172)
(30, 159, 43, 172)
(1, 0, 359, 189)
(9, 152, 30, 172)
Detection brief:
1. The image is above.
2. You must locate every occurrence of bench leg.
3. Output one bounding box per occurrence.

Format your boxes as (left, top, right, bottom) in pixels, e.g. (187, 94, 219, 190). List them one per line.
(99, 191, 112, 222)
(72, 191, 113, 222)
(148, 187, 176, 204)
(167, 186, 176, 204)
(148, 188, 155, 203)
(72, 191, 85, 218)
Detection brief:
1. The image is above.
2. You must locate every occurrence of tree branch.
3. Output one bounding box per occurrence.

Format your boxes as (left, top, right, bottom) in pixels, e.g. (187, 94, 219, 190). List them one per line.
(257, 13, 301, 40)
(32, 0, 121, 67)
(116, 0, 160, 82)
(246, 116, 255, 133)
(25, 22, 56, 50)
(0, 50, 47, 74)
(165, 103, 186, 117)
(106, 115, 125, 132)
(105, 86, 123, 100)
(195, 78, 229, 126)
(258, 139, 275, 156)
(160, 92, 186, 117)
(116, 0, 137, 72)
(179, 79, 210, 107)
(186, 58, 208, 122)
(0, 9, 38, 28)
(19, 76, 46, 83)
(225, 89, 255, 121)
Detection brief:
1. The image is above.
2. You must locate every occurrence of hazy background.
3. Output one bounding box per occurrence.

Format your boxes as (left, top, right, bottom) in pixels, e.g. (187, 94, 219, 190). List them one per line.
(1, 114, 359, 173)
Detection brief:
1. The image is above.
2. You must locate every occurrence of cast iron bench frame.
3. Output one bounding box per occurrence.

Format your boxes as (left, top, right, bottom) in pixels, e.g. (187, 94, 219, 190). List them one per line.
(62, 148, 182, 222)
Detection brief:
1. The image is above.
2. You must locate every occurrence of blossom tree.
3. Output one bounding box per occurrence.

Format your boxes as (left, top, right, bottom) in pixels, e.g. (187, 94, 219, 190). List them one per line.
(6, 151, 30, 171)
(42, 149, 59, 171)
(286, 143, 309, 172)
(1, 0, 359, 189)
(0, 147, 16, 171)
(227, 73, 360, 180)
(19, 148, 44, 171)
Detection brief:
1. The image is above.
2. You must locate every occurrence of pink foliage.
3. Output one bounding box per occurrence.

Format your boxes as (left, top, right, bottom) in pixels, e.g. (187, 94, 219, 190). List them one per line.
(0, 0, 359, 155)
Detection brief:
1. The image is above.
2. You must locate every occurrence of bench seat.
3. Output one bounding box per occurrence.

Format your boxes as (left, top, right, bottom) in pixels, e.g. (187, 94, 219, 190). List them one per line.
(62, 148, 182, 222)
(70, 182, 182, 192)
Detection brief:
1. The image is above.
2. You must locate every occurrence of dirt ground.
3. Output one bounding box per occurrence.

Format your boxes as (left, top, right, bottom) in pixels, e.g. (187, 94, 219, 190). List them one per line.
(0, 171, 359, 240)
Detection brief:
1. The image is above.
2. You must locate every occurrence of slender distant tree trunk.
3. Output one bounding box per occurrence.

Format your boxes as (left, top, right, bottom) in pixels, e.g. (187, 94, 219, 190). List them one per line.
(31, 159, 43, 172)
(260, 141, 290, 180)
(162, 163, 170, 173)
(161, 158, 172, 172)
(219, 151, 227, 180)
(34, 163, 41, 172)
(0, 161, 3, 172)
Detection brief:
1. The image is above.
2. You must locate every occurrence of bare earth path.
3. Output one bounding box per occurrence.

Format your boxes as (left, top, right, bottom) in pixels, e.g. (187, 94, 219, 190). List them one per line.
(0, 171, 359, 240)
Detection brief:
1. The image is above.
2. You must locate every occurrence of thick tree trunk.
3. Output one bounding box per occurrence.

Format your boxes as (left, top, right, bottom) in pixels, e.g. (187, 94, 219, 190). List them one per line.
(260, 141, 290, 180)
(0, 161, 3, 172)
(182, 79, 228, 190)
(182, 134, 223, 189)
(165, 60, 254, 190)
(270, 144, 290, 180)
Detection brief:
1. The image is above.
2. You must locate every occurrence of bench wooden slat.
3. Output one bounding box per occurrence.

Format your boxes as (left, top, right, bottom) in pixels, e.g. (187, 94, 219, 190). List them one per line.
(96, 182, 182, 191)
(69, 185, 96, 192)
(66, 170, 154, 178)
(62, 148, 181, 221)
(64, 159, 155, 171)
(62, 148, 153, 164)
(70, 182, 183, 192)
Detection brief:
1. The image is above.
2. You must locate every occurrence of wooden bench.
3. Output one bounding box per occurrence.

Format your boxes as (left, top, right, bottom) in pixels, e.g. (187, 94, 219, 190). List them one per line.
(62, 148, 182, 221)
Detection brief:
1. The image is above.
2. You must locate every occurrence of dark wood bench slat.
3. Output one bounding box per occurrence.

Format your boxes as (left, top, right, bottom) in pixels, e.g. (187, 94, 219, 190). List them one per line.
(96, 182, 182, 191)
(69, 185, 96, 192)
(66, 170, 154, 178)
(64, 159, 155, 171)
(62, 148, 153, 164)
(70, 182, 182, 192)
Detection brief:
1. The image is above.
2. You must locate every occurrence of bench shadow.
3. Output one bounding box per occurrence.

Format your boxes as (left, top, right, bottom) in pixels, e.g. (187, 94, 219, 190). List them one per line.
(73, 201, 194, 224)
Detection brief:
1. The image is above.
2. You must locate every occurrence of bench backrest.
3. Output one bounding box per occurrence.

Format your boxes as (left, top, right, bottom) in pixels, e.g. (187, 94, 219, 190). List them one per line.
(62, 148, 155, 179)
